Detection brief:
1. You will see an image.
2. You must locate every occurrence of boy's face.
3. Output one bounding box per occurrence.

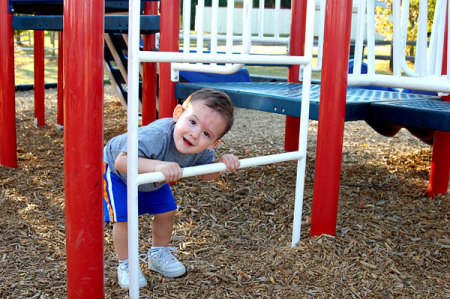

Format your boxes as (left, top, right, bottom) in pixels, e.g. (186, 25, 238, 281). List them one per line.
(173, 100, 226, 154)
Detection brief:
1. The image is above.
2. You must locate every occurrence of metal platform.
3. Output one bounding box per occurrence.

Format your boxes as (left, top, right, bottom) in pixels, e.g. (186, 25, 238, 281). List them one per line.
(8, 0, 153, 14)
(175, 82, 450, 132)
(11, 15, 160, 33)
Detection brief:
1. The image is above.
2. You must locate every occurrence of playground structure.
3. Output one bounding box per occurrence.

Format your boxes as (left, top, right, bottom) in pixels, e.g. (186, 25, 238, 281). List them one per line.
(2, 3, 448, 298)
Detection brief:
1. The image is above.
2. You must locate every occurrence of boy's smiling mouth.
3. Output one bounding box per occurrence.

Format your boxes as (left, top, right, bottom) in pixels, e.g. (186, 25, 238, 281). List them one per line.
(183, 137, 193, 146)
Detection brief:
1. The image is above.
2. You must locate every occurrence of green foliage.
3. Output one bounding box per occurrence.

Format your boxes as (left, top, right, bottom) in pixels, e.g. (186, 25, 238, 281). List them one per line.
(375, 0, 436, 41)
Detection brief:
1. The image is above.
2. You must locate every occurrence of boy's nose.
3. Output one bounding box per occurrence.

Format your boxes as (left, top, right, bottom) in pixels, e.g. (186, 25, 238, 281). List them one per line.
(190, 127, 201, 139)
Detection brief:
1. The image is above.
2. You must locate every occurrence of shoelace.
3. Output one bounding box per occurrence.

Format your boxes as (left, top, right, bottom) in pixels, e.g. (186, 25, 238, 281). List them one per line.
(139, 247, 178, 265)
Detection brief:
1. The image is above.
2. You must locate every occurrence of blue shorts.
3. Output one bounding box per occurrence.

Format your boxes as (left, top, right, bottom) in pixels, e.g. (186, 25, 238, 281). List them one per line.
(103, 162, 177, 222)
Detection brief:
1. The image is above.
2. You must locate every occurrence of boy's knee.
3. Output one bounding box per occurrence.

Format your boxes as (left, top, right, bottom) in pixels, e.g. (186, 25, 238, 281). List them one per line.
(154, 210, 176, 221)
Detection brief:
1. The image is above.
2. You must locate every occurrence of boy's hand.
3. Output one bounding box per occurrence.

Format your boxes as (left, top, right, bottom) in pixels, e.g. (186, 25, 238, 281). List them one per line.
(218, 154, 240, 172)
(155, 161, 183, 183)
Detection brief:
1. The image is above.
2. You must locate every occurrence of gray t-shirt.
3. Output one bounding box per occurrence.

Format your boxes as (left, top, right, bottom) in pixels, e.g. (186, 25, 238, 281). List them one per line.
(104, 118, 215, 192)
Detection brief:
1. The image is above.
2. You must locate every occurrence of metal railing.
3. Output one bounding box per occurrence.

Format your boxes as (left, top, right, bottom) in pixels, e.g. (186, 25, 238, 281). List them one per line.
(348, 0, 450, 93)
(126, 0, 316, 297)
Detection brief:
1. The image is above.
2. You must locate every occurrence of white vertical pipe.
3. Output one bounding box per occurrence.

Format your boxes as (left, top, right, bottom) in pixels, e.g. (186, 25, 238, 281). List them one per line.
(274, 0, 281, 38)
(127, 0, 141, 297)
(433, 0, 447, 76)
(197, 0, 205, 54)
(417, 0, 428, 77)
(225, 0, 234, 67)
(316, 0, 326, 70)
(399, 0, 417, 77)
(258, 0, 264, 38)
(242, 0, 252, 54)
(210, 0, 218, 66)
(291, 0, 315, 248)
(392, 0, 402, 77)
(353, 0, 367, 75)
(183, 0, 191, 54)
(448, 0, 450, 79)
(428, 0, 441, 74)
(366, 0, 376, 76)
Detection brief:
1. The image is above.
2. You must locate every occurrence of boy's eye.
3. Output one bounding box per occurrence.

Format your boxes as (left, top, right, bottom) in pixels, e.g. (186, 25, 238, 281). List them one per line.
(203, 131, 210, 138)
(190, 119, 196, 125)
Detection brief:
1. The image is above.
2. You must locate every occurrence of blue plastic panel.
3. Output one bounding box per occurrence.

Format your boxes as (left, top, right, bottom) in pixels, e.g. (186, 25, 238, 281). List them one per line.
(12, 15, 160, 33)
(370, 99, 450, 132)
(175, 82, 448, 131)
(9, 0, 152, 14)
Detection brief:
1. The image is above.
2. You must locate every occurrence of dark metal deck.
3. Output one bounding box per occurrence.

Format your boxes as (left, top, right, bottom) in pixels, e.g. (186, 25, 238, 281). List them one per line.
(175, 82, 450, 132)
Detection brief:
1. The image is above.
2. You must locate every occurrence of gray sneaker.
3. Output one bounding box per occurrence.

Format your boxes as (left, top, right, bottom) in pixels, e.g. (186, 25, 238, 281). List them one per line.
(117, 260, 147, 289)
(148, 247, 186, 278)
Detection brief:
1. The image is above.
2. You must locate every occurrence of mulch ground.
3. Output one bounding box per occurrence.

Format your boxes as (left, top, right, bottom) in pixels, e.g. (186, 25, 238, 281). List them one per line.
(0, 85, 448, 298)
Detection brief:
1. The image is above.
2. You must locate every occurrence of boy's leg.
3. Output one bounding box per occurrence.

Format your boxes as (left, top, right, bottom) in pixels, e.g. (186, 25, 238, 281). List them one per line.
(152, 210, 176, 247)
(113, 221, 129, 260)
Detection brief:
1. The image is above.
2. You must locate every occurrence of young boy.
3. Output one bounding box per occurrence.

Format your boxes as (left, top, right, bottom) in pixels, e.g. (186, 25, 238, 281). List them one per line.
(103, 88, 240, 289)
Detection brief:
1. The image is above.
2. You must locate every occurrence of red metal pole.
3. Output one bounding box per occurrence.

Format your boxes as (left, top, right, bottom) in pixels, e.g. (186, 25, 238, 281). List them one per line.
(34, 30, 45, 127)
(57, 31, 64, 128)
(427, 10, 450, 197)
(63, 0, 104, 297)
(142, 1, 158, 125)
(310, 0, 353, 237)
(159, 0, 180, 118)
(285, 0, 307, 152)
(0, 2, 17, 168)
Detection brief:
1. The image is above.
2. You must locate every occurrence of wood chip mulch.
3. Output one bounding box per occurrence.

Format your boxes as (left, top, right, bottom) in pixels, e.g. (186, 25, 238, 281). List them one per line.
(1, 85, 448, 298)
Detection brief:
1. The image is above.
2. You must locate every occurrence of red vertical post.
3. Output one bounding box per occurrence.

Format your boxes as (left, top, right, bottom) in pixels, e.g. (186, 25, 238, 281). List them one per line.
(427, 10, 450, 197)
(0, 2, 17, 168)
(142, 1, 158, 125)
(310, 0, 353, 236)
(34, 30, 45, 127)
(57, 31, 64, 128)
(159, 0, 180, 118)
(63, 0, 104, 297)
(285, 0, 307, 152)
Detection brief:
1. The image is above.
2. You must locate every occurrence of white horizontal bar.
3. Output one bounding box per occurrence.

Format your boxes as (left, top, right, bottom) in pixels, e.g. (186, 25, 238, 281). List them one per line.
(180, 33, 290, 45)
(137, 151, 304, 186)
(139, 51, 310, 66)
(347, 74, 450, 93)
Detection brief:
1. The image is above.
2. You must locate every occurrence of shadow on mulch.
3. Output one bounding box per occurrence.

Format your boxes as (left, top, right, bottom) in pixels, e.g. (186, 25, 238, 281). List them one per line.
(0, 87, 448, 298)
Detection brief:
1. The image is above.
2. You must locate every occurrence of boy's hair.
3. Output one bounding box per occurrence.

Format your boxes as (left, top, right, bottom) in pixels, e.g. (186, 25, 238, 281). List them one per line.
(182, 88, 234, 139)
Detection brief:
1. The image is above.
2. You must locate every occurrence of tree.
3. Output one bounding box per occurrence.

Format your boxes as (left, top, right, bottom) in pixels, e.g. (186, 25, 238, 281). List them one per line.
(375, 0, 436, 42)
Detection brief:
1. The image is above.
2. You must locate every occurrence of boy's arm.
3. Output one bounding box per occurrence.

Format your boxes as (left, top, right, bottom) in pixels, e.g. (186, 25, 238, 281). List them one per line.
(198, 154, 240, 181)
(115, 152, 183, 183)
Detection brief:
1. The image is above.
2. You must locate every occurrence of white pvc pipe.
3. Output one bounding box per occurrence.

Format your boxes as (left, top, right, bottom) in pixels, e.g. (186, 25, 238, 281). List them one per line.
(366, 0, 376, 77)
(258, 0, 264, 38)
(315, 0, 326, 71)
(392, 0, 402, 77)
(417, 0, 428, 77)
(140, 51, 311, 65)
(226, 0, 234, 55)
(172, 62, 244, 75)
(291, 0, 315, 248)
(210, 0, 219, 67)
(347, 73, 450, 92)
(242, 0, 252, 55)
(448, 0, 450, 79)
(127, 0, 141, 297)
(137, 151, 305, 185)
(274, 0, 281, 38)
(433, 0, 447, 76)
(353, 0, 367, 75)
(399, 0, 417, 77)
(197, 0, 205, 55)
(183, 0, 191, 54)
(180, 33, 290, 45)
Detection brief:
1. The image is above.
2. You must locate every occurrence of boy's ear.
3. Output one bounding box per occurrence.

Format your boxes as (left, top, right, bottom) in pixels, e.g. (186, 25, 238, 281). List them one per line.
(173, 104, 183, 121)
(208, 139, 221, 150)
